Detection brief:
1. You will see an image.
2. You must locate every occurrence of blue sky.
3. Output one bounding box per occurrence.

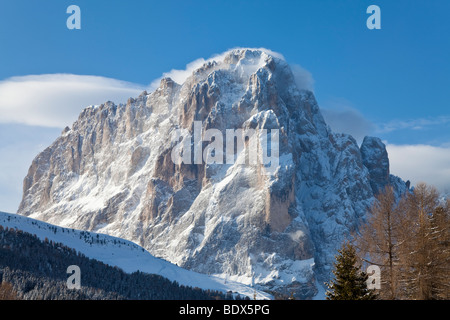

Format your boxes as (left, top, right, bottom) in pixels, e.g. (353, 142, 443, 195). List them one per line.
(0, 0, 449, 211)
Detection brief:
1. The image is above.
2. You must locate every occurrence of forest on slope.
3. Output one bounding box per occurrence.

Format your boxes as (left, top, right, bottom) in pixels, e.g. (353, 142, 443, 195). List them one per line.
(0, 225, 242, 300)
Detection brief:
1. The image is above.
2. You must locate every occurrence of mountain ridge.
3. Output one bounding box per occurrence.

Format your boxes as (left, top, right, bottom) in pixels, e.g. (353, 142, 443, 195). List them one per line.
(17, 48, 408, 298)
(0, 211, 271, 299)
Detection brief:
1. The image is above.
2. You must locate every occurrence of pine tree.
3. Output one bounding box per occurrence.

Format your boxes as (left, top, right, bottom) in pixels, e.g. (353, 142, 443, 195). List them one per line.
(325, 242, 377, 300)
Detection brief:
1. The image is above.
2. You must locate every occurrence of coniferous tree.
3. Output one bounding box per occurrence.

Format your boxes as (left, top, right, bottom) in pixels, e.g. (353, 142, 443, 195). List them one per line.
(355, 186, 402, 299)
(398, 183, 448, 300)
(427, 205, 450, 299)
(325, 242, 377, 300)
(0, 226, 232, 300)
(355, 182, 449, 300)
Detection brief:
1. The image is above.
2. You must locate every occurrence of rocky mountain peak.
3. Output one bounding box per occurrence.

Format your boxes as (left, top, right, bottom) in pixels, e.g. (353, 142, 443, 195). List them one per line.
(17, 48, 408, 299)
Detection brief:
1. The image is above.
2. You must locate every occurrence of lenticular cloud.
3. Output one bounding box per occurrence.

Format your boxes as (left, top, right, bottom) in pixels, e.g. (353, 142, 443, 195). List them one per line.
(0, 74, 146, 128)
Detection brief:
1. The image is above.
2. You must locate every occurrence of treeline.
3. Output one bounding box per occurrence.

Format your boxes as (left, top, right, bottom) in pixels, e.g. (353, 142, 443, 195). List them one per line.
(0, 267, 123, 300)
(0, 226, 244, 300)
(350, 182, 449, 300)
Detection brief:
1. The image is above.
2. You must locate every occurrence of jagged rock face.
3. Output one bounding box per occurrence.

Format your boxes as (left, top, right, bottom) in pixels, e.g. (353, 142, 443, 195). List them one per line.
(359, 136, 408, 199)
(18, 49, 406, 298)
(360, 136, 390, 195)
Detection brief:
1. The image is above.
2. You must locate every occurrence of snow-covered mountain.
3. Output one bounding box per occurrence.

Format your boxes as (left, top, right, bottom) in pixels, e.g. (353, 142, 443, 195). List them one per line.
(0, 211, 271, 299)
(17, 48, 408, 298)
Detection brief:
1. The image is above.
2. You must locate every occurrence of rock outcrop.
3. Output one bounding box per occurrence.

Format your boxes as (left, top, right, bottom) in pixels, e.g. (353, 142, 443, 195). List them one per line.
(18, 48, 408, 298)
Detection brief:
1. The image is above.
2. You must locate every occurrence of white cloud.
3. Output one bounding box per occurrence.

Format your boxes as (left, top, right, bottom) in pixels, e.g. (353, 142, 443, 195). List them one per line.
(377, 115, 450, 134)
(290, 64, 315, 92)
(0, 48, 312, 129)
(0, 124, 61, 213)
(321, 106, 375, 144)
(149, 47, 289, 91)
(387, 143, 450, 194)
(149, 58, 208, 91)
(0, 74, 146, 128)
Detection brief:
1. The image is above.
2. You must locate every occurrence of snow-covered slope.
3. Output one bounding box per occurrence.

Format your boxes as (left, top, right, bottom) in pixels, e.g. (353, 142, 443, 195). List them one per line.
(17, 48, 408, 298)
(0, 211, 271, 299)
